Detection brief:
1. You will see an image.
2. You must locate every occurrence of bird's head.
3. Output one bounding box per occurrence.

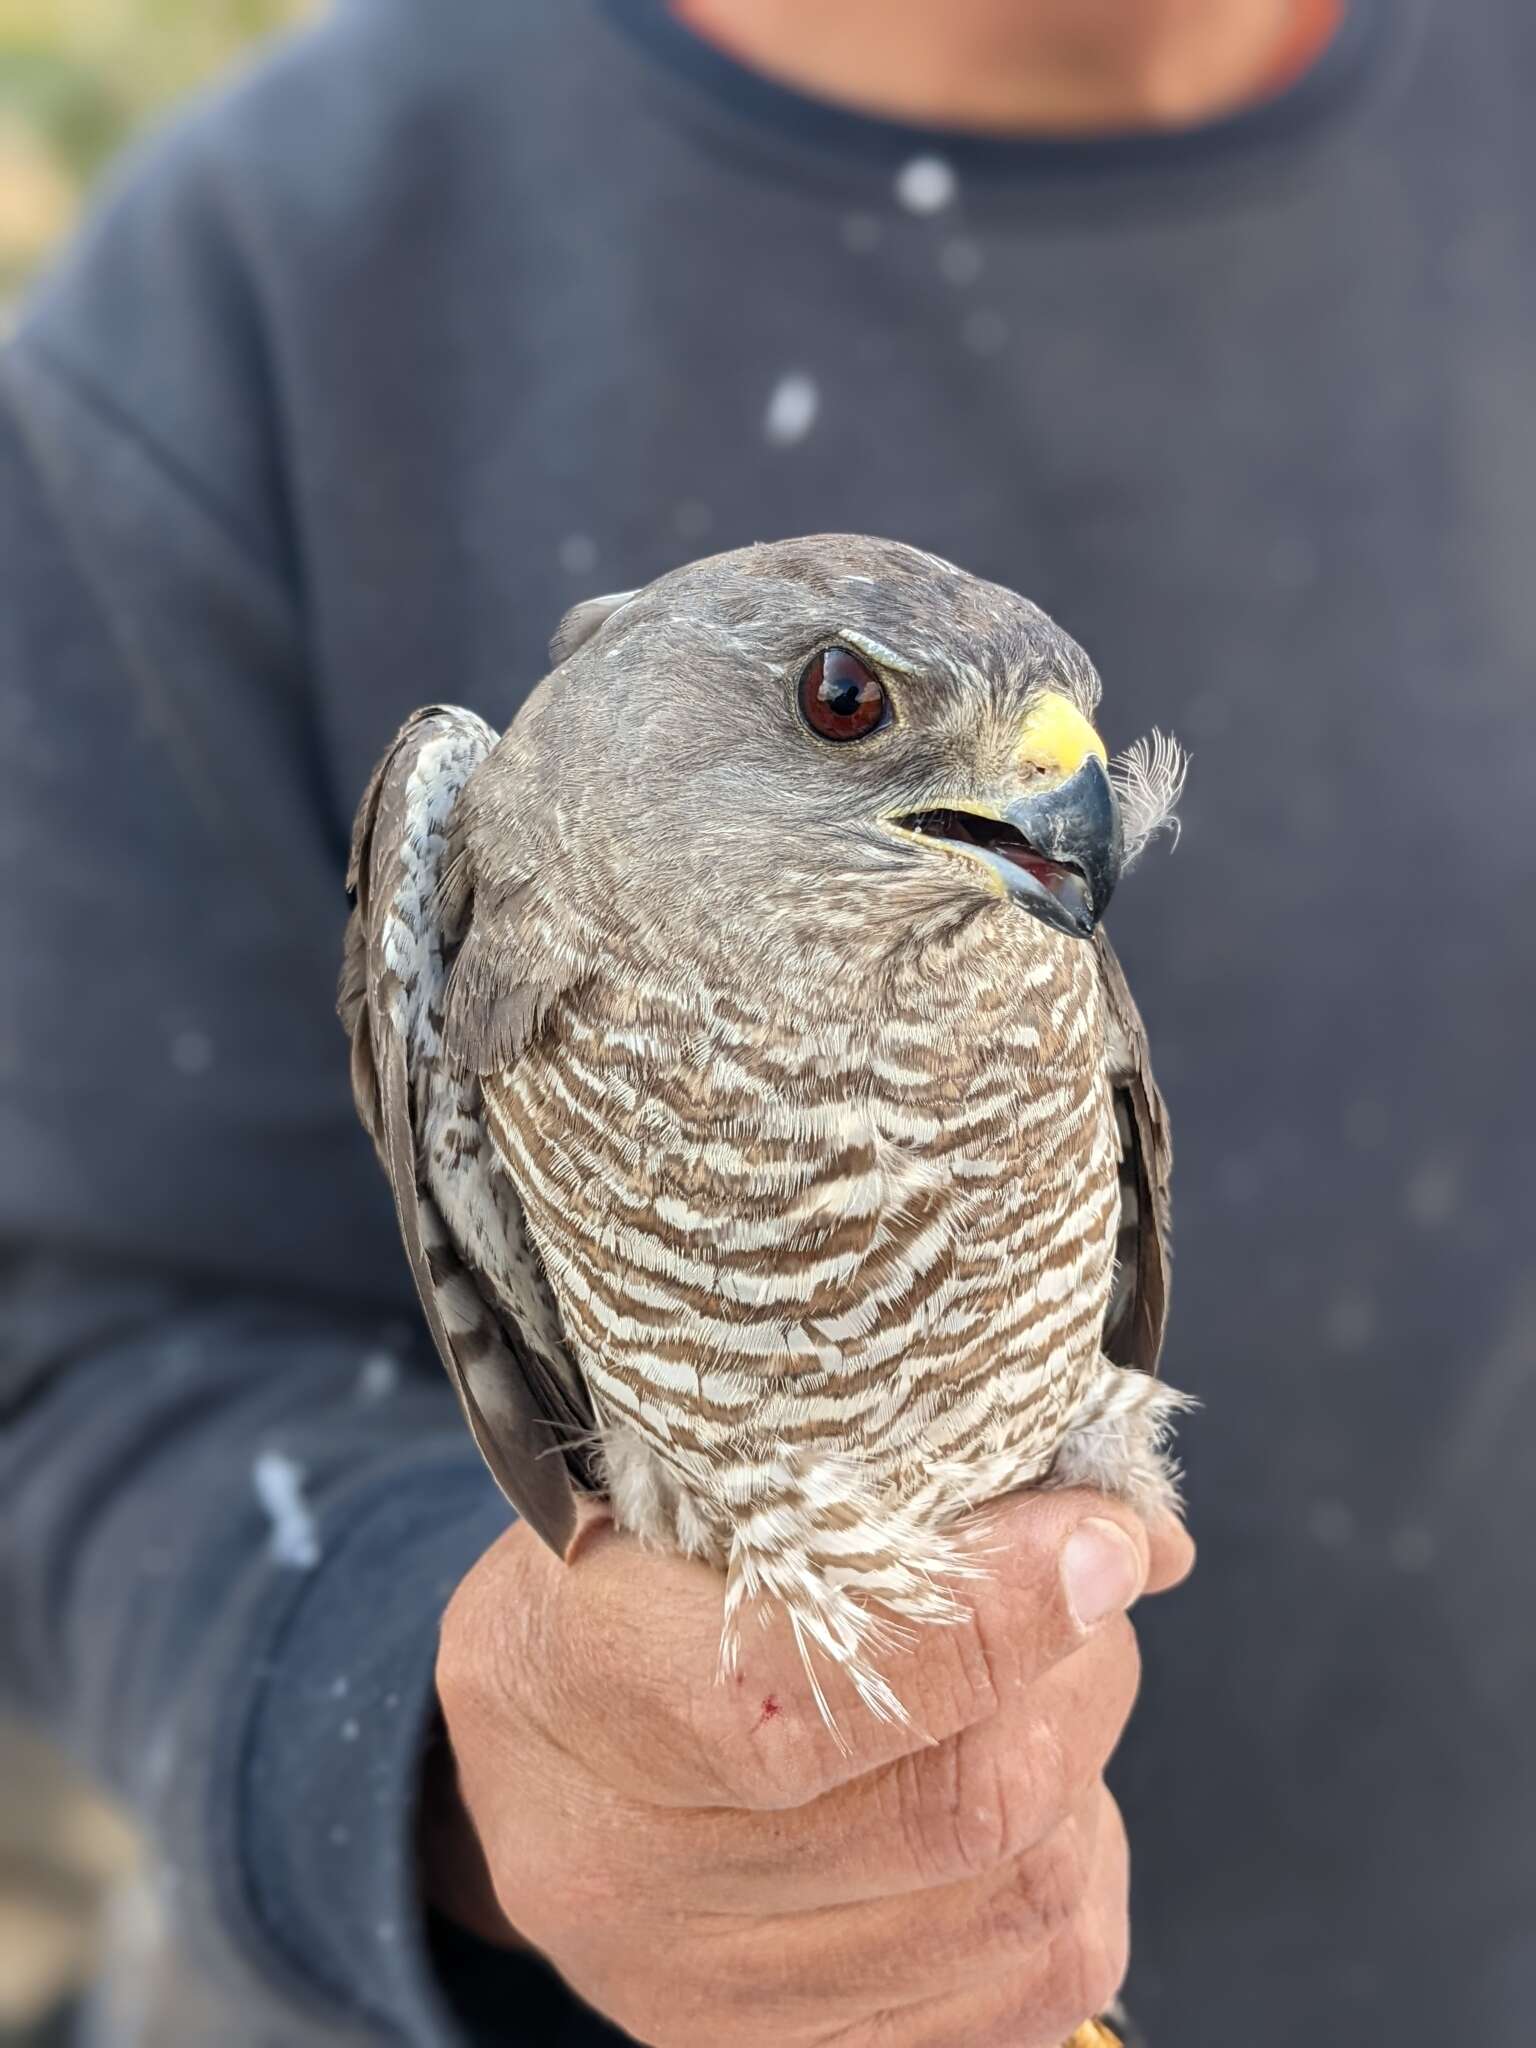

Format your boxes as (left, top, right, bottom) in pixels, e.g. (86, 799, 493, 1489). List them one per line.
(477, 536, 1183, 972)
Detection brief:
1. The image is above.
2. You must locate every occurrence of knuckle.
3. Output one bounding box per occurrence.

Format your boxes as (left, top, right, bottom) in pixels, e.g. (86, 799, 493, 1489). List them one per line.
(926, 1599, 1004, 1728)
(940, 1759, 1015, 1879)
(988, 1821, 1096, 1950)
(893, 1752, 998, 1885)
(906, 1720, 1068, 1883)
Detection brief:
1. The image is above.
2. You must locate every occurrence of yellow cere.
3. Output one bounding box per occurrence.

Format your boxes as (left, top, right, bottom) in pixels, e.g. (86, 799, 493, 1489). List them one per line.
(1015, 691, 1107, 783)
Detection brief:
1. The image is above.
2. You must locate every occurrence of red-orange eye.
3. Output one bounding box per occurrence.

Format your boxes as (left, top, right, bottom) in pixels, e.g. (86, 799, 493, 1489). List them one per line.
(797, 647, 889, 742)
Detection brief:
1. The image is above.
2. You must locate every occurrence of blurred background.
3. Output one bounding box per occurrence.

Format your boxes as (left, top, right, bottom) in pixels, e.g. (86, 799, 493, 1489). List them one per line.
(1, 10, 308, 2036)
(0, 0, 309, 313)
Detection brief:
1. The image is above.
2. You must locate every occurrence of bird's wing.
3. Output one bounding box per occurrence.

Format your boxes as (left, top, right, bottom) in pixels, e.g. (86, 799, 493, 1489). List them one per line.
(1094, 930, 1173, 1377)
(339, 706, 588, 1556)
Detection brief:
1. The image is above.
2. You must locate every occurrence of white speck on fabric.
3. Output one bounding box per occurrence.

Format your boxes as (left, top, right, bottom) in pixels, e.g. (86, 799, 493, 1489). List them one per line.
(841, 211, 882, 253)
(356, 1351, 401, 1402)
(763, 372, 820, 446)
(895, 154, 957, 214)
(252, 1452, 321, 1569)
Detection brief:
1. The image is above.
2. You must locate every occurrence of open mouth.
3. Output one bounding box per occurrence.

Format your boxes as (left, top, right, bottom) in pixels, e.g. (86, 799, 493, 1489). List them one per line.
(894, 807, 1093, 926)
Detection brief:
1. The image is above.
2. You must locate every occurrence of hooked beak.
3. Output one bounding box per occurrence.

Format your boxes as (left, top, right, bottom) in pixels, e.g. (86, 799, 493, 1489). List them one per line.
(886, 693, 1124, 938)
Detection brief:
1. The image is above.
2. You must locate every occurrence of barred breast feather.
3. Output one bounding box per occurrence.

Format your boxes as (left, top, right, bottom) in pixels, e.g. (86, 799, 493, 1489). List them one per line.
(482, 921, 1124, 1711)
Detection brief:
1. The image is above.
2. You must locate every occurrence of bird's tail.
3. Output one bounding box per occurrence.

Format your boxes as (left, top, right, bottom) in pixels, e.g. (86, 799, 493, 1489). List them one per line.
(717, 1449, 988, 1733)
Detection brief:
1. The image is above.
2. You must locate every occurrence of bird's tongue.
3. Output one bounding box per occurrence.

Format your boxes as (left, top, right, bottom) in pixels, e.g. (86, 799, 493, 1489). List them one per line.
(1009, 850, 1067, 888)
(999, 848, 1091, 923)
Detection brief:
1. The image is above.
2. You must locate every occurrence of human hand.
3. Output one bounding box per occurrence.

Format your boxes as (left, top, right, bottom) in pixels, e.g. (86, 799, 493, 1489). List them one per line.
(424, 1489, 1193, 2048)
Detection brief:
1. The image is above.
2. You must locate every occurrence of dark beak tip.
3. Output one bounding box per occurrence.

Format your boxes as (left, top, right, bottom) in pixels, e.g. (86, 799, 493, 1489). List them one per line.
(1000, 753, 1123, 930)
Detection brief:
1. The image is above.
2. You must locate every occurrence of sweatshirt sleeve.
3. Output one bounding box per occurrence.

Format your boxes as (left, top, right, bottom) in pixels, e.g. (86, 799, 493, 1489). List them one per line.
(0, 328, 548, 2043)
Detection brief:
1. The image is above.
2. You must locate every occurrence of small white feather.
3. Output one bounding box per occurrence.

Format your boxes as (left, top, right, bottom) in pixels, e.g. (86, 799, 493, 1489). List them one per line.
(1111, 728, 1189, 866)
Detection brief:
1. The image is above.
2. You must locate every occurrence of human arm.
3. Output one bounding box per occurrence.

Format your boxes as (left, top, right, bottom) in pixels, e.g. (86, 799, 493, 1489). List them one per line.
(0, 321, 567, 2044)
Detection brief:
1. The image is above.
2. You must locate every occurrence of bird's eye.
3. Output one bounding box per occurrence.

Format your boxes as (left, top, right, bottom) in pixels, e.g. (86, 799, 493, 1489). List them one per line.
(797, 647, 889, 742)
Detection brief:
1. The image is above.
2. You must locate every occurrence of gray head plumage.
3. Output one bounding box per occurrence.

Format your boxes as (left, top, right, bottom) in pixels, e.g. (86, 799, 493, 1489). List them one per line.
(447, 537, 1182, 1048)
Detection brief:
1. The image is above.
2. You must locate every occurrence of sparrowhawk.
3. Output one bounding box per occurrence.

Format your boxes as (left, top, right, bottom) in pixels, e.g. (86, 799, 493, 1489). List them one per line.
(340, 535, 1188, 1738)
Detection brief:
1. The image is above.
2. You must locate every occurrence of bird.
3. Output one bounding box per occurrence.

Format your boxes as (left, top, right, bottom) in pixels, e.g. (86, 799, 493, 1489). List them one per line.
(339, 534, 1189, 1730)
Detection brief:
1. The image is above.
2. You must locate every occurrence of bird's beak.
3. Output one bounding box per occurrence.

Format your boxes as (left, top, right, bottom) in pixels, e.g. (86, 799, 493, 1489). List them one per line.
(887, 692, 1123, 939)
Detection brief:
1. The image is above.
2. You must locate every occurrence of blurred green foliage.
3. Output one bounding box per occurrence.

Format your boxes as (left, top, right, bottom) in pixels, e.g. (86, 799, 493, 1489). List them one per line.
(0, 0, 313, 293)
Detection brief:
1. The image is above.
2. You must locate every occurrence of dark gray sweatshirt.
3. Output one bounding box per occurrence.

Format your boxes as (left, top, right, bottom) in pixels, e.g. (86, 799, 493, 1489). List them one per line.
(3, 2, 1534, 2040)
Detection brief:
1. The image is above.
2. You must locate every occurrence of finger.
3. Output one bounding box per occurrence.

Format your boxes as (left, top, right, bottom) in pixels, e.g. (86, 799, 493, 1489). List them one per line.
(720, 1783, 1119, 2022)
(812, 1806, 1128, 2048)
(533, 1489, 1156, 1811)
(656, 1618, 1140, 1911)
(570, 1787, 1127, 2048)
